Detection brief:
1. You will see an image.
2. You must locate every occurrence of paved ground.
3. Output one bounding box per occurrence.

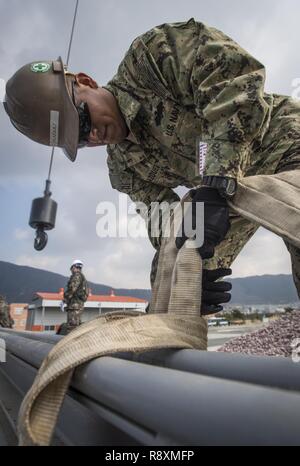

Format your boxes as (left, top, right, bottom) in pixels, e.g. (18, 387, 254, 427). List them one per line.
(208, 323, 263, 351)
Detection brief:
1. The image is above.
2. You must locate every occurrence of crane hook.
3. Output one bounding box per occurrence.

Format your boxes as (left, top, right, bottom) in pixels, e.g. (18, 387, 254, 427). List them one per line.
(34, 228, 49, 251)
(29, 179, 57, 252)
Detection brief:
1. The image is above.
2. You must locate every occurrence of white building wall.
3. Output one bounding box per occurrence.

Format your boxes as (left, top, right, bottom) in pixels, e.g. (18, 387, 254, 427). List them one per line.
(42, 299, 147, 311)
(34, 308, 65, 326)
(31, 302, 146, 330)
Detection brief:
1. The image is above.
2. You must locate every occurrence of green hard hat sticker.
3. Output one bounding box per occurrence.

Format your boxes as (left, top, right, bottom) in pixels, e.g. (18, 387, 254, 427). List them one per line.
(30, 62, 51, 73)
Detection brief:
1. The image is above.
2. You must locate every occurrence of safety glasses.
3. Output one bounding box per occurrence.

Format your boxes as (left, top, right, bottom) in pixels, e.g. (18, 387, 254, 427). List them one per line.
(71, 79, 92, 148)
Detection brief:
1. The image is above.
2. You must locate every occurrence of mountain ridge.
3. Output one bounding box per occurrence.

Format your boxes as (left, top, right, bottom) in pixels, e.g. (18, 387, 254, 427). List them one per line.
(0, 260, 298, 305)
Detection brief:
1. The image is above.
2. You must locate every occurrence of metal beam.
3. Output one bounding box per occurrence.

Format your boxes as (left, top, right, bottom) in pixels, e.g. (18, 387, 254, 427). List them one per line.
(1, 331, 300, 445)
(2, 329, 300, 391)
(0, 328, 61, 345)
(0, 353, 139, 446)
(114, 348, 300, 391)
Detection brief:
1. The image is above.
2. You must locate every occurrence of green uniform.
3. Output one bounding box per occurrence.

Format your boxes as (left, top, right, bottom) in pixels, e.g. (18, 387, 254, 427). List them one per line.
(64, 271, 88, 333)
(0, 295, 14, 328)
(105, 19, 300, 293)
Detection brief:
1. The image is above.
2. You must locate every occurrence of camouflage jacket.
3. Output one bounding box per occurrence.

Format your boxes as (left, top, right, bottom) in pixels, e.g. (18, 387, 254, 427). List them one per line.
(64, 271, 88, 307)
(105, 19, 275, 246)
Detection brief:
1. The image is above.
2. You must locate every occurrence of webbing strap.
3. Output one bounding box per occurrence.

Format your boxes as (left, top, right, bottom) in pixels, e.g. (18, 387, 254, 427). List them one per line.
(18, 311, 207, 446)
(18, 197, 207, 446)
(229, 170, 300, 248)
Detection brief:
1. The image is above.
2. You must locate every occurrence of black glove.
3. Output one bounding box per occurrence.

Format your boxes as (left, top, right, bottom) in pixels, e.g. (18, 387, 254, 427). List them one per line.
(175, 187, 230, 259)
(201, 268, 232, 316)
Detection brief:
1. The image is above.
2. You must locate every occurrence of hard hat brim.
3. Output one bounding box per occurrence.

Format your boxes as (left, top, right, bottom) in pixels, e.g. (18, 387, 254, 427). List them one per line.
(58, 57, 79, 162)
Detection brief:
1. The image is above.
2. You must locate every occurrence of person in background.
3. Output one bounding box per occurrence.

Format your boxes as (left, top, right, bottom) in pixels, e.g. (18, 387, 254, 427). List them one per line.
(63, 260, 89, 333)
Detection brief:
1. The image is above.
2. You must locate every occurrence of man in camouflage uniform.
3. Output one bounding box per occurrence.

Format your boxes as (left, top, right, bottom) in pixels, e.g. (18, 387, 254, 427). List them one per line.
(4, 19, 300, 307)
(0, 295, 14, 328)
(104, 19, 300, 296)
(64, 260, 89, 333)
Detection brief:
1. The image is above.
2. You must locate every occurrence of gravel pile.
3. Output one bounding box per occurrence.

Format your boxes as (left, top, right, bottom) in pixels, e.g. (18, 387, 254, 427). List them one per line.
(219, 311, 300, 357)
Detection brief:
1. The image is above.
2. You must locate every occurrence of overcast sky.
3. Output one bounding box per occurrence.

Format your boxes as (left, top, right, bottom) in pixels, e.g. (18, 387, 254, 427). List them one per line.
(0, 0, 299, 289)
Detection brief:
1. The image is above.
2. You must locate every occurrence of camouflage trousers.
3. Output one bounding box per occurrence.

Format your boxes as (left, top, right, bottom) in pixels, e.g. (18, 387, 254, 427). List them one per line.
(66, 304, 84, 333)
(0, 317, 13, 328)
(151, 94, 300, 297)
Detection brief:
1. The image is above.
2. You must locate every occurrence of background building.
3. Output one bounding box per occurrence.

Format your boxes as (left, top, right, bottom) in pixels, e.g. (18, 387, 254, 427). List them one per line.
(27, 289, 147, 332)
(9, 304, 28, 330)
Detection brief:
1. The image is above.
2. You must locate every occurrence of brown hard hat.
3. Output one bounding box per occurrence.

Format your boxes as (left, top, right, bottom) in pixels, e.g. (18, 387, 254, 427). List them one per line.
(4, 57, 79, 161)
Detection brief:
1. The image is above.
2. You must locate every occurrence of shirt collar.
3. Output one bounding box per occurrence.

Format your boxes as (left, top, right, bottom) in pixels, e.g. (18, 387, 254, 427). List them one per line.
(103, 83, 141, 136)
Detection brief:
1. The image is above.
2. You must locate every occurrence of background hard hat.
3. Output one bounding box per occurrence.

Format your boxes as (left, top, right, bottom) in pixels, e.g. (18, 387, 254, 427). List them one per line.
(4, 57, 79, 161)
(71, 260, 83, 268)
